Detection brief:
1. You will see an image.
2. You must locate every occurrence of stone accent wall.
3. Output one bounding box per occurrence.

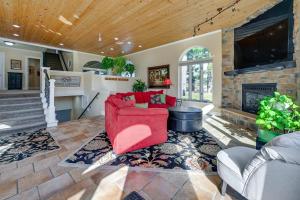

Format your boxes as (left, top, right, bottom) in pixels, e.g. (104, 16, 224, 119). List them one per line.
(222, 0, 300, 110)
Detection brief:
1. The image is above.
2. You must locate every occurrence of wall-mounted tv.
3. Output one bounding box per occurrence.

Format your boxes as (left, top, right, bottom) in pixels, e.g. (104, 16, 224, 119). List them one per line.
(234, 0, 294, 70)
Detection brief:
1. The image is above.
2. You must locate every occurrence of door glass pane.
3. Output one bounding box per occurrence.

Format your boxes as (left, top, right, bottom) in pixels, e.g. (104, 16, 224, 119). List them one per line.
(181, 65, 189, 100)
(203, 62, 213, 102)
(191, 64, 200, 101)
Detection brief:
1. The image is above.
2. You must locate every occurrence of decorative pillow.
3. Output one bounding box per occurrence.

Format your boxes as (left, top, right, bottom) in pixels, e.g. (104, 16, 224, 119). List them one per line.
(150, 94, 166, 104)
(135, 103, 148, 108)
(123, 95, 135, 101)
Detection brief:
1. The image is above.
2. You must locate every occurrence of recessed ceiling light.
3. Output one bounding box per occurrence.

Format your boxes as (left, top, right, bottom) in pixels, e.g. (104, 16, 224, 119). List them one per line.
(110, 47, 114, 51)
(116, 41, 124, 45)
(59, 43, 64, 46)
(12, 24, 20, 28)
(100, 51, 105, 54)
(13, 33, 19, 37)
(121, 51, 125, 54)
(114, 37, 119, 41)
(4, 41, 15, 46)
(138, 45, 142, 48)
(127, 41, 132, 44)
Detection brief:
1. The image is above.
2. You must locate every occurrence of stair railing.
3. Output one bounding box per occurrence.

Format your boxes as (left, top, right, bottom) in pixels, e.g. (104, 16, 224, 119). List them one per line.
(58, 51, 69, 71)
(41, 67, 58, 127)
(78, 92, 100, 119)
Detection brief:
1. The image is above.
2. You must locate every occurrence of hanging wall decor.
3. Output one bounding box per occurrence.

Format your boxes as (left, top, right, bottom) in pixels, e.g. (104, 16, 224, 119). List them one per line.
(148, 64, 170, 88)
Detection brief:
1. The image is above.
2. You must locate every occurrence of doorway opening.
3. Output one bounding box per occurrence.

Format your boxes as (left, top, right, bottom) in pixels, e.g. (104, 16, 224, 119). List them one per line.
(28, 58, 41, 90)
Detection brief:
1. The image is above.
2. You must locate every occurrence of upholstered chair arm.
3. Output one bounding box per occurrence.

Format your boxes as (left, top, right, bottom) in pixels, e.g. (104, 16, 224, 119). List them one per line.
(242, 160, 300, 200)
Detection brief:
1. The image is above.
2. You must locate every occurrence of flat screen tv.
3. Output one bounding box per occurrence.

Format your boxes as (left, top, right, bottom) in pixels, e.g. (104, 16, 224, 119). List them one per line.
(234, 0, 294, 70)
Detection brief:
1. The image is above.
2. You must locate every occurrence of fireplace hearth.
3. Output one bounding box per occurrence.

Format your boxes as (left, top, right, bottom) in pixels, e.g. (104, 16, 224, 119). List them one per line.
(242, 83, 277, 114)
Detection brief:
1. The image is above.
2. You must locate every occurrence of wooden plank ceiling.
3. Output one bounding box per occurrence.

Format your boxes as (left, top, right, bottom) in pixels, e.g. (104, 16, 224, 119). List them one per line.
(0, 0, 278, 56)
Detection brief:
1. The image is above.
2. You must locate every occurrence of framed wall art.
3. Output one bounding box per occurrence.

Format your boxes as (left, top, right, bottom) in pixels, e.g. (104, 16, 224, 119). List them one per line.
(11, 59, 22, 70)
(148, 64, 170, 88)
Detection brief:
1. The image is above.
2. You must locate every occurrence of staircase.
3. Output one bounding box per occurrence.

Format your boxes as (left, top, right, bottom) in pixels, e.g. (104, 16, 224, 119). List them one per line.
(0, 90, 47, 136)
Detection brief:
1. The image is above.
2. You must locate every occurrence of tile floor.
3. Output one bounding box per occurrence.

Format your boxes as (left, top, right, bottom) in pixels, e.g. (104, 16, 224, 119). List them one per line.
(0, 115, 256, 200)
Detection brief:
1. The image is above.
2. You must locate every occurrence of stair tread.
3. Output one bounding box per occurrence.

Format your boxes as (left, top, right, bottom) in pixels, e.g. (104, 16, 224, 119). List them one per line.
(0, 107, 44, 114)
(0, 114, 45, 123)
(0, 96, 41, 101)
(0, 102, 42, 107)
(0, 121, 47, 132)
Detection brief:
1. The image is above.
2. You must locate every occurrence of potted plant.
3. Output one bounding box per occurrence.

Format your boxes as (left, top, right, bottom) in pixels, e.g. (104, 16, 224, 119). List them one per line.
(124, 62, 135, 77)
(132, 79, 147, 92)
(256, 92, 300, 148)
(113, 56, 126, 75)
(101, 57, 114, 74)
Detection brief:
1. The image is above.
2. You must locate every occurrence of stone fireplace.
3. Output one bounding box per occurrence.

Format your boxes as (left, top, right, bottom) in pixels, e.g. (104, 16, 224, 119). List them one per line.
(242, 83, 277, 114)
(220, 0, 300, 130)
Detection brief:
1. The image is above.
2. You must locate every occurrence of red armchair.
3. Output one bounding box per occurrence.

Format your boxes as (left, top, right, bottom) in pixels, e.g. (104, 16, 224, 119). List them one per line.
(105, 95, 169, 154)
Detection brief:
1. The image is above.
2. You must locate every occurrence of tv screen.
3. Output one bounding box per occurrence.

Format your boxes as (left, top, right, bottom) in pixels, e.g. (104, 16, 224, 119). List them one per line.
(234, 0, 293, 70)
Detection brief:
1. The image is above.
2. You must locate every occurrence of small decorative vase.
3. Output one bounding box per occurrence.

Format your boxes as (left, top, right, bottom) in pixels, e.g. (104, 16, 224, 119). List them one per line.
(107, 68, 113, 75)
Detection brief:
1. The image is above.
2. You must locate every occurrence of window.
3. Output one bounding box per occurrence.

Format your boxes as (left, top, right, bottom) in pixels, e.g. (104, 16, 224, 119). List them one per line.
(179, 47, 213, 102)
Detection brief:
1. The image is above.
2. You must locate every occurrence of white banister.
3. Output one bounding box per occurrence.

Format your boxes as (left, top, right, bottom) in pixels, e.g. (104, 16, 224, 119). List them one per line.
(41, 67, 58, 128)
(46, 79, 58, 127)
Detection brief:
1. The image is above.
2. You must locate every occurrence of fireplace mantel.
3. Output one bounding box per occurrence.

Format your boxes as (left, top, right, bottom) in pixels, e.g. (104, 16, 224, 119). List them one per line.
(224, 60, 296, 76)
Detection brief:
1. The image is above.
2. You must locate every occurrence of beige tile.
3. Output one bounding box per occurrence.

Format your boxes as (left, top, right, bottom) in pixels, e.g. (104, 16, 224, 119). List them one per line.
(159, 172, 189, 189)
(0, 164, 33, 182)
(33, 155, 60, 172)
(142, 175, 179, 200)
(115, 171, 156, 192)
(187, 174, 221, 193)
(90, 183, 124, 200)
(38, 173, 74, 199)
(173, 180, 215, 200)
(0, 162, 17, 174)
(6, 187, 39, 200)
(50, 165, 73, 177)
(47, 178, 96, 200)
(0, 180, 17, 200)
(18, 168, 53, 192)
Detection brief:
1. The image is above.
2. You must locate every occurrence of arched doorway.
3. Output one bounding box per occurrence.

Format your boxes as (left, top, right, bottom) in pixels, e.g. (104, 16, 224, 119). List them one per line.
(179, 47, 213, 102)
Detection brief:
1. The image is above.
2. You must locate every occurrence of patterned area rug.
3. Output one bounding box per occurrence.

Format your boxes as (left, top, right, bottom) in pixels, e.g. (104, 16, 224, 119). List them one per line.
(62, 130, 222, 174)
(0, 129, 60, 165)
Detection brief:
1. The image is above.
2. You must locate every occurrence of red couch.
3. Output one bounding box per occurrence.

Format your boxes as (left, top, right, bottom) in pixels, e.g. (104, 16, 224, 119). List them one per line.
(105, 91, 176, 154)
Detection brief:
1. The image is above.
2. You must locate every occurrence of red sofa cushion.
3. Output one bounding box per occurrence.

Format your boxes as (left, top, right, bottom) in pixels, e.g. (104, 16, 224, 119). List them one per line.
(108, 95, 135, 109)
(143, 90, 164, 103)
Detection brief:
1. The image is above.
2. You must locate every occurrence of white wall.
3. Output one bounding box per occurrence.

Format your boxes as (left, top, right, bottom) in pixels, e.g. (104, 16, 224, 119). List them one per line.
(0, 46, 42, 89)
(73, 51, 104, 72)
(126, 30, 222, 111)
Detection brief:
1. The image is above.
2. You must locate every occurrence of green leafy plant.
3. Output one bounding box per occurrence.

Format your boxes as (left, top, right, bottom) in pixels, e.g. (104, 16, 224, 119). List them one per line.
(124, 63, 135, 76)
(113, 56, 126, 75)
(132, 79, 147, 92)
(101, 57, 114, 70)
(256, 92, 300, 134)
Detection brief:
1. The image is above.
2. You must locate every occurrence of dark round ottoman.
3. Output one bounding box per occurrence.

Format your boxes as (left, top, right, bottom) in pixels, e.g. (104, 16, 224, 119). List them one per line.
(168, 106, 202, 132)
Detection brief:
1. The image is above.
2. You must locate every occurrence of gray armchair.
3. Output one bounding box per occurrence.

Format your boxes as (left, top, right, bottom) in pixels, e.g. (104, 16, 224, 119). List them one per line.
(217, 132, 300, 200)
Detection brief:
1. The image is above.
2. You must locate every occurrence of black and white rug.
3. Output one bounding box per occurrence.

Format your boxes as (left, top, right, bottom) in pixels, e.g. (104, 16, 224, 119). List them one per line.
(0, 129, 60, 165)
(62, 129, 222, 174)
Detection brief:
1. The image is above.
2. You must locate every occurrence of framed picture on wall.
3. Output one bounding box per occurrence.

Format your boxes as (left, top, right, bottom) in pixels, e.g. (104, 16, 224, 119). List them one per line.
(148, 64, 170, 88)
(11, 59, 22, 70)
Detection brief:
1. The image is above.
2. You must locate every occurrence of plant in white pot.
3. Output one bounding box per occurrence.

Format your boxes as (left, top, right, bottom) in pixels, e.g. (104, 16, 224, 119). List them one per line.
(101, 57, 114, 74)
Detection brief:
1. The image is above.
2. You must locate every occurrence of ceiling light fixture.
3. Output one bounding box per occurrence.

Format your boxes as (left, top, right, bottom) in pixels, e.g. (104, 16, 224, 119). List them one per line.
(121, 51, 125, 54)
(110, 47, 114, 51)
(138, 45, 142, 48)
(116, 41, 124, 45)
(98, 33, 102, 42)
(12, 24, 20, 28)
(13, 33, 19, 37)
(114, 37, 119, 41)
(4, 41, 15, 46)
(127, 41, 132, 44)
(100, 51, 105, 54)
(193, 0, 240, 36)
(59, 43, 64, 46)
